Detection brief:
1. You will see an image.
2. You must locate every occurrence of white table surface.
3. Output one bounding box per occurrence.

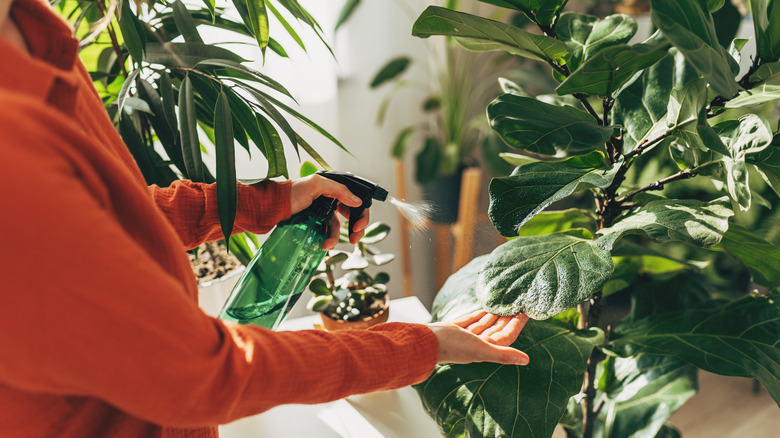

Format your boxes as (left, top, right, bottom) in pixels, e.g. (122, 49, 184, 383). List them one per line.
(218, 297, 444, 438)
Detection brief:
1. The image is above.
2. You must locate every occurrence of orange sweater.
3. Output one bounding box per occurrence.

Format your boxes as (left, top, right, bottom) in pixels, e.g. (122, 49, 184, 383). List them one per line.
(0, 1, 438, 437)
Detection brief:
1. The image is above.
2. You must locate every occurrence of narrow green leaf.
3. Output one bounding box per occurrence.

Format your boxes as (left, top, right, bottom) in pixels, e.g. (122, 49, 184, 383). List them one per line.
(390, 127, 414, 159)
(195, 59, 295, 101)
(118, 0, 146, 61)
(556, 13, 637, 71)
(172, 0, 204, 43)
(412, 6, 571, 66)
(719, 223, 780, 287)
(488, 94, 613, 157)
(650, 0, 740, 98)
(202, 0, 215, 18)
(144, 42, 245, 68)
(257, 115, 288, 179)
(296, 134, 332, 171)
(489, 152, 619, 237)
(158, 72, 178, 133)
(246, 0, 270, 54)
(214, 90, 237, 244)
(117, 68, 141, 115)
(608, 291, 780, 406)
(557, 34, 670, 96)
(725, 84, 780, 108)
(370, 57, 411, 88)
(178, 75, 204, 182)
(596, 197, 734, 251)
(264, 0, 306, 51)
(335, 0, 360, 31)
(477, 233, 614, 319)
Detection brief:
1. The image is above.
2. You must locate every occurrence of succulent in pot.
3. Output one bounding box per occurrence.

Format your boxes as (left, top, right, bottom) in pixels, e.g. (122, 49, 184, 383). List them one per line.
(306, 222, 394, 330)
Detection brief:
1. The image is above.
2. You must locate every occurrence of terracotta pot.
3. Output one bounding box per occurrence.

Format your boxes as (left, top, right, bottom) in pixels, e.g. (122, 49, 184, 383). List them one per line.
(319, 296, 390, 331)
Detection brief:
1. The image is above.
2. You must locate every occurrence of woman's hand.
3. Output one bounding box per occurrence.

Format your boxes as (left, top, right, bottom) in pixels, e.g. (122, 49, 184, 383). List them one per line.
(427, 322, 530, 366)
(452, 310, 529, 347)
(290, 174, 369, 249)
(426, 310, 530, 366)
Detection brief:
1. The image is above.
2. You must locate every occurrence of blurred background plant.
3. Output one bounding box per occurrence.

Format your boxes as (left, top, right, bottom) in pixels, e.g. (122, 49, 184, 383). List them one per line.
(60, 0, 345, 269)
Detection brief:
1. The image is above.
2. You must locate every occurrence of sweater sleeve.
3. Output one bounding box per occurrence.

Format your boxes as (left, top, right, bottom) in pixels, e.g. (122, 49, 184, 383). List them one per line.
(0, 97, 439, 427)
(148, 179, 292, 249)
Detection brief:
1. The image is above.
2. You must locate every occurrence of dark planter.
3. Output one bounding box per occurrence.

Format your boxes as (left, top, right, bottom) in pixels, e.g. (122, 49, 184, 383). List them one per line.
(422, 169, 463, 224)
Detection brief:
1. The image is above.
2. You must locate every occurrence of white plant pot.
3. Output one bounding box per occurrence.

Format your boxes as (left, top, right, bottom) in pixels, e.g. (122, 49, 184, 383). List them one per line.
(197, 267, 245, 317)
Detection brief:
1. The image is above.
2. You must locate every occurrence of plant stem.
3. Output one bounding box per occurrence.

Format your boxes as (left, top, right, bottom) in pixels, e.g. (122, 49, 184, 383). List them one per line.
(95, 1, 128, 77)
(616, 167, 696, 203)
(574, 93, 604, 125)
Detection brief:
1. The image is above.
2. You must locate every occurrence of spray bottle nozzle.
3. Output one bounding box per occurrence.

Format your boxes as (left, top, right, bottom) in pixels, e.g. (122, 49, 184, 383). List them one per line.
(317, 170, 388, 237)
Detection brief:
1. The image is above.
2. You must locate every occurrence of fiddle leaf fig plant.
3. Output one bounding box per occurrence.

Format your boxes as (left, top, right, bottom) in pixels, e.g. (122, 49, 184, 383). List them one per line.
(411, 0, 780, 437)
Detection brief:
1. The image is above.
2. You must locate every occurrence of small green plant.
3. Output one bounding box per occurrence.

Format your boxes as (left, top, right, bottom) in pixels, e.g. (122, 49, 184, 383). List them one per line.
(307, 222, 394, 322)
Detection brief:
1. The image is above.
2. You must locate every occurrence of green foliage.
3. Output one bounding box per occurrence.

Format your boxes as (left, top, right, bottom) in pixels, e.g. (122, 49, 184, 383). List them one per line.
(307, 222, 393, 321)
(412, 0, 780, 436)
(477, 232, 614, 319)
(71, 0, 340, 246)
(419, 271, 602, 437)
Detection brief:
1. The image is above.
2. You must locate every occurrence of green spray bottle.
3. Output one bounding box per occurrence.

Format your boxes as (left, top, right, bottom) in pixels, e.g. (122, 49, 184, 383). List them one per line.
(218, 171, 389, 330)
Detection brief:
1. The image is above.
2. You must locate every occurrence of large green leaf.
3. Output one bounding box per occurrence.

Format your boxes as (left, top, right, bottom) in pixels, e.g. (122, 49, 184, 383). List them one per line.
(596, 197, 734, 251)
(477, 233, 614, 319)
(651, 0, 740, 98)
(144, 42, 245, 67)
(431, 255, 488, 322)
(607, 291, 780, 406)
(613, 54, 675, 153)
(487, 94, 613, 158)
(557, 35, 670, 97)
(488, 153, 619, 237)
(416, 319, 602, 438)
(556, 13, 637, 72)
(719, 223, 780, 287)
(598, 355, 697, 438)
(476, 0, 569, 27)
(750, 0, 780, 62)
(515, 209, 597, 237)
(412, 6, 571, 66)
(749, 60, 780, 84)
(214, 90, 237, 244)
(725, 84, 780, 108)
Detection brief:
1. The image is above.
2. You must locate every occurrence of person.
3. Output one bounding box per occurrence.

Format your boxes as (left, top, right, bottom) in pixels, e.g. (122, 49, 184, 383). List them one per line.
(0, 0, 530, 437)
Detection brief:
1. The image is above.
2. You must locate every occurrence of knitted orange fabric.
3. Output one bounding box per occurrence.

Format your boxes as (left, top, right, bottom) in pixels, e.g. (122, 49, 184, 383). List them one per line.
(0, 1, 438, 437)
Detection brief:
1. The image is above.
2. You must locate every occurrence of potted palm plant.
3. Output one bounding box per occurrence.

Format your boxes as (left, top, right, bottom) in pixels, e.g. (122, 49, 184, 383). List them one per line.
(307, 222, 394, 330)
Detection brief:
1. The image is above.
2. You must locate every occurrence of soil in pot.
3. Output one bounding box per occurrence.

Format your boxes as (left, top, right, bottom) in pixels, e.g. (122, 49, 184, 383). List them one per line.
(319, 295, 390, 331)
